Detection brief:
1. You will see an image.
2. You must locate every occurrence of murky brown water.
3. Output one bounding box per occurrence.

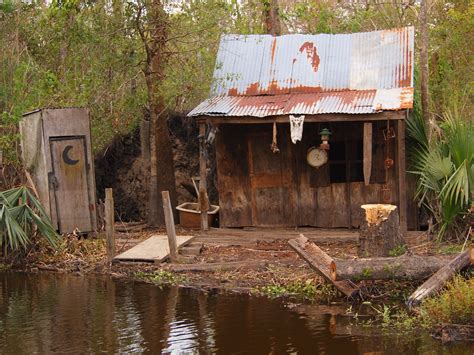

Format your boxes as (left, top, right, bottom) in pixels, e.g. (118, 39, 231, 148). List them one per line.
(0, 273, 471, 354)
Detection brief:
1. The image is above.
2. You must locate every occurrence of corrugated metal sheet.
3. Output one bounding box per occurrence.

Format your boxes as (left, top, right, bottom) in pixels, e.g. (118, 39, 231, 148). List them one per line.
(188, 88, 413, 117)
(189, 27, 414, 117)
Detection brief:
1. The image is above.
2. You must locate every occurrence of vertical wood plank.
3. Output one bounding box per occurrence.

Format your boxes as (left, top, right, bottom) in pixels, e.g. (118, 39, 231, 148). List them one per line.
(363, 122, 373, 186)
(161, 190, 178, 263)
(199, 124, 209, 231)
(105, 188, 115, 261)
(397, 120, 407, 236)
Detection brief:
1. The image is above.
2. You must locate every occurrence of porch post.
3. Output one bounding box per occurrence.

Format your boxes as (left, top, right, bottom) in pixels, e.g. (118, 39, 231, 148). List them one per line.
(397, 119, 407, 236)
(199, 123, 209, 231)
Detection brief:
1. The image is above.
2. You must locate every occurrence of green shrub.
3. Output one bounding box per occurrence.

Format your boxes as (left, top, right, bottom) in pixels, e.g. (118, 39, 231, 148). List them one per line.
(420, 275, 474, 326)
(407, 107, 473, 240)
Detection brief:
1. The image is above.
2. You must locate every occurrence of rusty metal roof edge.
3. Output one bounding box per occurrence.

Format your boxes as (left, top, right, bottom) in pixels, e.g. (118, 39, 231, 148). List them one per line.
(187, 87, 413, 118)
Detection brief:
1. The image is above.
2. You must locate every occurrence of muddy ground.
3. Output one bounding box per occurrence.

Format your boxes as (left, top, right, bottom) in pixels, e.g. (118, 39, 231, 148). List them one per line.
(19, 226, 468, 306)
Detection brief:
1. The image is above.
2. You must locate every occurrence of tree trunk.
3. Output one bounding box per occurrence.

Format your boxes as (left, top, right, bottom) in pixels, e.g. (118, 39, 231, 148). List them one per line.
(358, 204, 405, 257)
(331, 255, 451, 281)
(406, 248, 472, 309)
(263, 0, 281, 36)
(140, 0, 178, 227)
(420, 0, 430, 138)
(289, 235, 359, 298)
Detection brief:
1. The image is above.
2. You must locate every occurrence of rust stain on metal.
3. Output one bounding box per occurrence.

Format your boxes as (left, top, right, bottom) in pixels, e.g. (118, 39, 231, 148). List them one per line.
(228, 88, 239, 96)
(398, 49, 413, 87)
(299, 42, 320, 72)
(270, 38, 277, 64)
(398, 87, 414, 109)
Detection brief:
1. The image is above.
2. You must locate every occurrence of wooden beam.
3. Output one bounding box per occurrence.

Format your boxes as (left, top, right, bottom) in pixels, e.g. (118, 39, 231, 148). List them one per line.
(196, 111, 406, 125)
(199, 123, 209, 231)
(397, 120, 407, 236)
(105, 188, 115, 261)
(161, 190, 178, 263)
(363, 122, 373, 186)
(288, 235, 360, 298)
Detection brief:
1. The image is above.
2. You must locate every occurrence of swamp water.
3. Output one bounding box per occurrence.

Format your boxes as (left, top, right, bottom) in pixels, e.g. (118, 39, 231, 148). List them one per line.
(0, 273, 471, 354)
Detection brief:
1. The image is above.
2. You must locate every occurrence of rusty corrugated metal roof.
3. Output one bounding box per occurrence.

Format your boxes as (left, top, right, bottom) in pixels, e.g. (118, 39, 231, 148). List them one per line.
(189, 27, 414, 117)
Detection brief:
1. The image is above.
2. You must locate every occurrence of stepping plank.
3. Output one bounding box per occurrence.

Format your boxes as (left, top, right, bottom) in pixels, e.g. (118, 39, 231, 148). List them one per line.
(114, 234, 194, 263)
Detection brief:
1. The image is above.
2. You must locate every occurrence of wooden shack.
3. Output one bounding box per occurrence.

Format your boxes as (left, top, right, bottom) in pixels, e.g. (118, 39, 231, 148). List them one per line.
(189, 27, 415, 234)
(20, 108, 97, 233)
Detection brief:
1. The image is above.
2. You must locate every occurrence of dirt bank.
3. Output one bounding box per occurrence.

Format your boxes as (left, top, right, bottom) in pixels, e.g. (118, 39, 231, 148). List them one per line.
(94, 113, 218, 222)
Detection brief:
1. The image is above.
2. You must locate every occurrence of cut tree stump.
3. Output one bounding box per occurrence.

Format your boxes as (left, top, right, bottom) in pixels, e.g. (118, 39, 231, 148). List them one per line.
(358, 204, 405, 257)
(289, 235, 359, 298)
(331, 255, 451, 281)
(406, 247, 473, 309)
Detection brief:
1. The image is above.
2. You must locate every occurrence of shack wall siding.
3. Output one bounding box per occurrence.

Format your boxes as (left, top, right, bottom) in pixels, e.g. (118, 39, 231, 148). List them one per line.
(216, 120, 400, 228)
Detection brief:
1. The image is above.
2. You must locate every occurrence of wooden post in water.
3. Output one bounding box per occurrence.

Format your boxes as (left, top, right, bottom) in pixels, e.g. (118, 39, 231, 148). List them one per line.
(198, 123, 209, 231)
(105, 188, 116, 261)
(161, 190, 178, 263)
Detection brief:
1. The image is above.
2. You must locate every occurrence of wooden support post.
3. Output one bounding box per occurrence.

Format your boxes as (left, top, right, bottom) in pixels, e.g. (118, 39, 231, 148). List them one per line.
(161, 190, 178, 263)
(105, 188, 116, 261)
(363, 122, 373, 186)
(397, 120, 407, 236)
(140, 119, 150, 161)
(199, 123, 209, 231)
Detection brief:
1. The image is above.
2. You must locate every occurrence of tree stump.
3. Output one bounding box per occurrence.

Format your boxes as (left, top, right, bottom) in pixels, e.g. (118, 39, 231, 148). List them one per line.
(358, 204, 405, 257)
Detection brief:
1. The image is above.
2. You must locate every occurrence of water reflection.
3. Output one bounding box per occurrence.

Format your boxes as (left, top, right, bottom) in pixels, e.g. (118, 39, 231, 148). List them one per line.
(0, 273, 470, 354)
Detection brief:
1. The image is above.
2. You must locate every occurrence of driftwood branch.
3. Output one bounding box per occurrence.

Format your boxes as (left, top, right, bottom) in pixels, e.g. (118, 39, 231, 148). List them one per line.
(406, 248, 473, 309)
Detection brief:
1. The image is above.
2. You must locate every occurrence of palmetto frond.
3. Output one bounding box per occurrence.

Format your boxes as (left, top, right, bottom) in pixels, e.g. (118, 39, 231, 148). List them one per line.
(407, 106, 473, 240)
(0, 186, 58, 251)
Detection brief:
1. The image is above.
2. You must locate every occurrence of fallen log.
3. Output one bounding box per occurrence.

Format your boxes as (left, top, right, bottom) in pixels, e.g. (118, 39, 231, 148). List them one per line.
(406, 247, 473, 309)
(288, 235, 359, 298)
(331, 254, 451, 281)
(167, 260, 268, 273)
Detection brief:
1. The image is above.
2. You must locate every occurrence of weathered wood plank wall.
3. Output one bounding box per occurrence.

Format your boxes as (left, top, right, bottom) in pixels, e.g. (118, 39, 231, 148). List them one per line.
(215, 121, 402, 229)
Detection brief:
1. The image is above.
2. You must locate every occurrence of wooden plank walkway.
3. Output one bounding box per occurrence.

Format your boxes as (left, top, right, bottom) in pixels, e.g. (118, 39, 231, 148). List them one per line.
(114, 234, 194, 263)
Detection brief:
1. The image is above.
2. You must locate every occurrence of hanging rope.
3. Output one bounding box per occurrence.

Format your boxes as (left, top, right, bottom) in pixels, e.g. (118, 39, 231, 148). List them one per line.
(270, 121, 280, 153)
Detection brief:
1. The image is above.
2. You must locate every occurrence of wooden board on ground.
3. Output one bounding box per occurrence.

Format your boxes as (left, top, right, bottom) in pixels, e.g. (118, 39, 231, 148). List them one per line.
(113, 235, 194, 263)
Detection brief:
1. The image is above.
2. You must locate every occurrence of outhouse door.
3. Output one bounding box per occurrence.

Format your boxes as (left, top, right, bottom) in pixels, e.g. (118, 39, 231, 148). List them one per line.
(49, 137, 93, 233)
(247, 128, 296, 226)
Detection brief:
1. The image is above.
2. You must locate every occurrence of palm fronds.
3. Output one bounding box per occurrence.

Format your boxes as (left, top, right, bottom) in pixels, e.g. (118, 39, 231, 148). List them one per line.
(0, 186, 58, 252)
(407, 105, 473, 240)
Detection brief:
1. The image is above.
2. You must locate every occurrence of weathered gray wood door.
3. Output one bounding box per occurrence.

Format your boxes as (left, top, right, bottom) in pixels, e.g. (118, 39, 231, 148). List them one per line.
(247, 129, 296, 226)
(49, 137, 92, 233)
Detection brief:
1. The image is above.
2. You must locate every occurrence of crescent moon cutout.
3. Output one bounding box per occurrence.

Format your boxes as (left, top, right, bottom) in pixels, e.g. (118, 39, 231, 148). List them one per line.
(62, 145, 79, 165)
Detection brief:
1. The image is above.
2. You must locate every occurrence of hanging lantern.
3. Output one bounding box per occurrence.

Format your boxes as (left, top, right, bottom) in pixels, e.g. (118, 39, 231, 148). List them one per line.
(319, 128, 332, 150)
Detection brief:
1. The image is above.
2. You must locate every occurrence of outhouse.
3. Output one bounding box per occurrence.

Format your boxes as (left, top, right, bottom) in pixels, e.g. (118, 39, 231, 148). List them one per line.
(189, 27, 417, 233)
(20, 108, 97, 233)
